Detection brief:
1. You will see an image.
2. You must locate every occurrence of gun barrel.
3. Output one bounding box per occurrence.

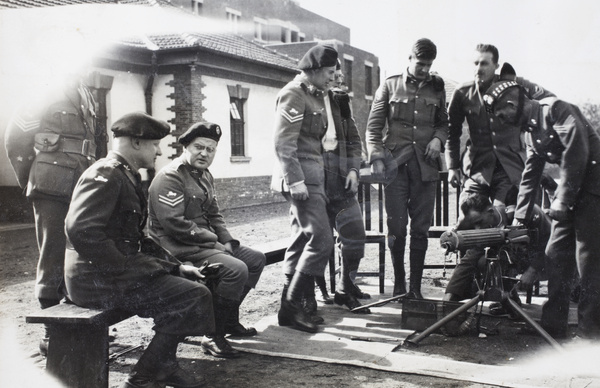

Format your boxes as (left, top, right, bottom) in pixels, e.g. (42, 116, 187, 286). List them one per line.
(440, 228, 507, 252)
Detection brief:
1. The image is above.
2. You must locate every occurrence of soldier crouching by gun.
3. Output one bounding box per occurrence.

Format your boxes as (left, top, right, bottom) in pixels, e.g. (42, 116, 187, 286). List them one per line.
(441, 193, 551, 318)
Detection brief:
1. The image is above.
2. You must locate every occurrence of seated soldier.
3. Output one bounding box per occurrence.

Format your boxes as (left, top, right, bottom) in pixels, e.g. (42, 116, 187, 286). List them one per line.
(64, 112, 212, 388)
(443, 193, 550, 306)
(148, 122, 266, 358)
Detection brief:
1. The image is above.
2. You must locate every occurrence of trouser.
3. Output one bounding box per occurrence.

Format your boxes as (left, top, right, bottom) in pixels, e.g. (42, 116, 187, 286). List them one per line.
(184, 245, 265, 302)
(544, 191, 600, 339)
(282, 190, 334, 277)
(32, 198, 69, 301)
(384, 159, 436, 284)
(326, 196, 366, 293)
(462, 160, 515, 207)
(445, 248, 484, 299)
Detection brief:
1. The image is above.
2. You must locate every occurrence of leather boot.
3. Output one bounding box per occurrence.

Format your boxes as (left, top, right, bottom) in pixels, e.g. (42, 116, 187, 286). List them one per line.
(302, 275, 324, 324)
(225, 286, 257, 337)
(201, 296, 240, 358)
(390, 240, 407, 296)
(277, 271, 318, 333)
(315, 275, 333, 304)
(348, 270, 370, 300)
(337, 267, 370, 314)
(408, 249, 426, 299)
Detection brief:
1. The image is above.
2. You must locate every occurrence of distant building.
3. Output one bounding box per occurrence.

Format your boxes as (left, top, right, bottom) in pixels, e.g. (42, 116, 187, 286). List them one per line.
(0, 0, 381, 221)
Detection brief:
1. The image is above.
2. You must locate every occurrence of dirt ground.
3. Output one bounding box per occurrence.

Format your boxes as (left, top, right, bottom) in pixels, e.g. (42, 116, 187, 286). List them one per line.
(0, 200, 577, 388)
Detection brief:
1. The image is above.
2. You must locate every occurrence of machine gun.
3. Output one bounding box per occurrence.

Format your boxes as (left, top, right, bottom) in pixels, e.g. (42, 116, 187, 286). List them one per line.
(401, 225, 563, 352)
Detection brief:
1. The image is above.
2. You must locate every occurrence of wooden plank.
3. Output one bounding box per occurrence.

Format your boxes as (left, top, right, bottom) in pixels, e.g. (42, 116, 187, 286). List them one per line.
(26, 303, 132, 326)
(253, 238, 291, 265)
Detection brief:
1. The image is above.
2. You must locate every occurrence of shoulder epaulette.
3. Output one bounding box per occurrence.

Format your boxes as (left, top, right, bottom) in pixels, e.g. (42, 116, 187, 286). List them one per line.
(431, 74, 445, 92)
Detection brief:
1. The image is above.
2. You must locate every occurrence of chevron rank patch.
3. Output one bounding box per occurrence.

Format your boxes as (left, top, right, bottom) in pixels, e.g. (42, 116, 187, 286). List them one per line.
(12, 112, 40, 133)
(159, 192, 184, 207)
(280, 106, 303, 124)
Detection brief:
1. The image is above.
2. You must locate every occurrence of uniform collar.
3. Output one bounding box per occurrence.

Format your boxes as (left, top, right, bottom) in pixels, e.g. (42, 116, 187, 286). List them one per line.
(109, 150, 139, 175)
(296, 74, 325, 96)
(404, 68, 432, 87)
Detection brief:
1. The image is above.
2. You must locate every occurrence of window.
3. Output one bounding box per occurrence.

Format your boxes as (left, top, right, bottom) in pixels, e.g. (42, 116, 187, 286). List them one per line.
(365, 62, 373, 96)
(227, 85, 250, 158)
(191, 0, 202, 15)
(344, 58, 353, 92)
(254, 18, 268, 41)
(226, 8, 241, 34)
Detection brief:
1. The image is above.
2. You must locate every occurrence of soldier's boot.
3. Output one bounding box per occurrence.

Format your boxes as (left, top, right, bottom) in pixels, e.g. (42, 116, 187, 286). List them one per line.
(224, 286, 257, 337)
(277, 271, 318, 333)
(408, 249, 426, 299)
(201, 296, 240, 358)
(315, 275, 334, 304)
(38, 298, 60, 357)
(122, 333, 205, 388)
(302, 275, 324, 324)
(390, 240, 407, 296)
(334, 260, 371, 314)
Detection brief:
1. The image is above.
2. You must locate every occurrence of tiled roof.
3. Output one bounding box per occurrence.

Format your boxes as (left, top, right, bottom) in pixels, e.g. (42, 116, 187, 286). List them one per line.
(122, 32, 299, 71)
(0, 0, 182, 9)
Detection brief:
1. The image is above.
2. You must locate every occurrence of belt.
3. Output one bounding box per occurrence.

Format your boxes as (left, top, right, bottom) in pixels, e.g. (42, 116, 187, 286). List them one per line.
(60, 138, 96, 158)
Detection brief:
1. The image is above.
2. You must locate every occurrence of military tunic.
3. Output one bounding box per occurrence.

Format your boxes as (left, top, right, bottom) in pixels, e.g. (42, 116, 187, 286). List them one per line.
(5, 81, 100, 302)
(366, 72, 448, 252)
(64, 151, 214, 335)
(447, 75, 553, 203)
(515, 98, 600, 339)
(148, 157, 265, 301)
(272, 74, 334, 276)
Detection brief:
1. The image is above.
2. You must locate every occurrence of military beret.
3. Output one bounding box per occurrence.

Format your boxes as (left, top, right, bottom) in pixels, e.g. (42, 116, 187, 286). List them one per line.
(178, 121, 222, 146)
(298, 44, 338, 70)
(483, 80, 520, 113)
(111, 112, 170, 139)
(411, 38, 437, 60)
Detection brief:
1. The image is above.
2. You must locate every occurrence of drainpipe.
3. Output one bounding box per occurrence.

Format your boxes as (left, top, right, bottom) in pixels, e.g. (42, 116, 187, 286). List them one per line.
(145, 53, 157, 115)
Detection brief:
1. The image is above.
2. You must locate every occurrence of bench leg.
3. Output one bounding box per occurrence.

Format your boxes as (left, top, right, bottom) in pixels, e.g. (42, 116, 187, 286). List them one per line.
(46, 324, 110, 388)
(378, 241, 385, 294)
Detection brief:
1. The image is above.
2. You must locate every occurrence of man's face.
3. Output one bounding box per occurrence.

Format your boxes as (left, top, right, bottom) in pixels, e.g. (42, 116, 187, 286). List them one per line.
(407, 55, 434, 80)
(333, 69, 344, 89)
(466, 207, 496, 229)
(492, 89, 521, 125)
(138, 139, 162, 169)
(473, 51, 499, 84)
(184, 137, 218, 170)
(308, 66, 336, 90)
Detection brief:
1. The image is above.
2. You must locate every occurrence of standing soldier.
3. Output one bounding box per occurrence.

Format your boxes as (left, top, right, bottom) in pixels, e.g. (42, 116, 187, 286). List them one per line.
(4, 73, 101, 354)
(484, 78, 600, 340)
(272, 44, 338, 333)
(366, 38, 449, 299)
(447, 44, 554, 210)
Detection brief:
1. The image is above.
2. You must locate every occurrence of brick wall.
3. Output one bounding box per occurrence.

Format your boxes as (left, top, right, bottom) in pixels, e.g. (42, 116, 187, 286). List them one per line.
(215, 175, 285, 210)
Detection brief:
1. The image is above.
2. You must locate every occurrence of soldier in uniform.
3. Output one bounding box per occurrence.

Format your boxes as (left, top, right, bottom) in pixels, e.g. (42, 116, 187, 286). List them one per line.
(320, 59, 370, 313)
(484, 79, 600, 340)
(446, 44, 554, 211)
(366, 38, 449, 299)
(272, 44, 338, 333)
(64, 112, 212, 388)
(4, 73, 101, 354)
(148, 122, 266, 358)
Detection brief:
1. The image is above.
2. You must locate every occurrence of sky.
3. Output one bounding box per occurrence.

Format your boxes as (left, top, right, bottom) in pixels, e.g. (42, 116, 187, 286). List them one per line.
(297, 0, 600, 105)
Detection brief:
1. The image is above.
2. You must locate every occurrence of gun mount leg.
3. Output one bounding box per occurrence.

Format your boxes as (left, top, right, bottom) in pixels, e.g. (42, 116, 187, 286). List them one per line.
(504, 296, 564, 352)
(402, 293, 483, 348)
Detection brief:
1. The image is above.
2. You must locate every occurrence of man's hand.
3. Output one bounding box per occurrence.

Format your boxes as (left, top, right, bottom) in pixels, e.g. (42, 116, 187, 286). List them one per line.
(424, 138, 442, 164)
(519, 266, 539, 291)
(290, 182, 309, 201)
(179, 264, 205, 281)
(223, 241, 235, 255)
(345, 169, 359, 194)
(546, 199, 571, 221)
(371, 159, 386, 181)
(448, 168, 462, 188)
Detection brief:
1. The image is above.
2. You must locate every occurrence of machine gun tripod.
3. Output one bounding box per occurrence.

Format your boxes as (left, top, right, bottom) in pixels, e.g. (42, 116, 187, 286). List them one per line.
(401, 227, 563, 352)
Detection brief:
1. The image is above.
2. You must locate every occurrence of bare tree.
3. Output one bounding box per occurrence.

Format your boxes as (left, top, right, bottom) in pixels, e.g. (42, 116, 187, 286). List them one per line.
(581, 100, 600, 128)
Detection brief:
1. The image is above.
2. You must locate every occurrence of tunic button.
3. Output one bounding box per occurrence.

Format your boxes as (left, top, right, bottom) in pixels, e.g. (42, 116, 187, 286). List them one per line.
(490, 118, 494, 123)
(413, 141, 416, 144)
(492, 132, 496, 136)
(547, 152, 553, 157)
(549, 135, 554, 139)
(592, 161, 597, 165)
(414, 110, 418, 114)
(413, 126, 417, 130)
(53, 161, 57, 164)
(493, 145, 497, 149)
(536, 139, 541, 143)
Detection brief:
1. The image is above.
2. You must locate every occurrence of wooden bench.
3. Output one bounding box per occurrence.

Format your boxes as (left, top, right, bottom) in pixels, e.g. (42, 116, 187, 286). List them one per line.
(26, 303, 133, 388)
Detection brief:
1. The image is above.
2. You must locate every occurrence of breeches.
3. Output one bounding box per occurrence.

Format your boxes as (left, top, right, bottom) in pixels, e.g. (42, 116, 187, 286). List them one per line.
(384, 158, 436, 252)
(32, 198, 69, 301)
(327, 196, 366, 272)
(283, 191, 334, 277)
